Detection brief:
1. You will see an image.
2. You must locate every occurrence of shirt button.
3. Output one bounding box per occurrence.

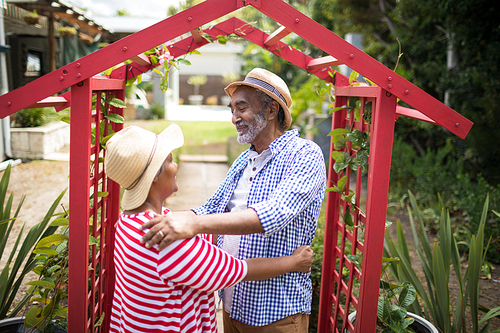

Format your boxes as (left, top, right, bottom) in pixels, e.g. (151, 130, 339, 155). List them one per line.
(249, 177, 253, 181)
(252, 167, 256, 171)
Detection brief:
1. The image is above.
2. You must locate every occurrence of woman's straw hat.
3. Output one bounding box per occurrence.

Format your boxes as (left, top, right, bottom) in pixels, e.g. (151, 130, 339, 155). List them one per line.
(104, 125, 184, 210)
(224, 68, 292, 129)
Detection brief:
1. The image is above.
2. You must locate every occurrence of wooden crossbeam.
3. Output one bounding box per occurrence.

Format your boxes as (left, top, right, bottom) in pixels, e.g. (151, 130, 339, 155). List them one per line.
(395, 105, 436, 124)
(130, 54, 151, 67)
(264, 26, 292, 47)
(307, 55, 343, 69)
(26, 96, 68, 109)
(190, 28, 204, 44)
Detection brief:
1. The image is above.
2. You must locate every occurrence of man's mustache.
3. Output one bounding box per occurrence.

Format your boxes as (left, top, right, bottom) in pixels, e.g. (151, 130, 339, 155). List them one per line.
(236, 120, 250, 127)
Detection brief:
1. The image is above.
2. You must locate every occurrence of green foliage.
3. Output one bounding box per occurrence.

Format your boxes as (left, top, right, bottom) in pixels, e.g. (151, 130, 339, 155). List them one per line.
(149, 103, 165, 120)
(24, 216, 69, 332)
(378, 280, 417, 333)
(384, 191, 500, 333)
(389, 138, 500, 263)
(14, 108, 59, 128)
(289, 75, 329, 136)
(0, 163, 66, 319)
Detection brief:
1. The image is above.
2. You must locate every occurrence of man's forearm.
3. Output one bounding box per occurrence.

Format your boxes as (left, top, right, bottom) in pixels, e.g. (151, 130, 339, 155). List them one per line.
(194, 208, 264, 235)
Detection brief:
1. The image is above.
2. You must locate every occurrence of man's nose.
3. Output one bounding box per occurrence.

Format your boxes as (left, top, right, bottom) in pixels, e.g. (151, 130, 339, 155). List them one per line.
(232, 110, 241, 124)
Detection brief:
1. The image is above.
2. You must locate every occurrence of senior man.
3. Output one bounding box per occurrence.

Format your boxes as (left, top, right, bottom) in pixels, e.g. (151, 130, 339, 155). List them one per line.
(140, 68, 326, 332)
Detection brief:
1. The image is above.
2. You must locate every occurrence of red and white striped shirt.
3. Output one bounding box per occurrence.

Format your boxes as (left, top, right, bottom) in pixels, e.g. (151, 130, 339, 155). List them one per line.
(110, 208, 248, 333)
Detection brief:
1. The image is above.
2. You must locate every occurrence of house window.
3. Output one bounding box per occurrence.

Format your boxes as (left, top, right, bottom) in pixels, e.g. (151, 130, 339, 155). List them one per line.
(25, 51, 41, 77)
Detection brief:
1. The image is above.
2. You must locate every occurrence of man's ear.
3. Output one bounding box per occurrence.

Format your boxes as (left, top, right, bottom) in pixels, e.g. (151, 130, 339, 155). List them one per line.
(267, 100, 280, 121)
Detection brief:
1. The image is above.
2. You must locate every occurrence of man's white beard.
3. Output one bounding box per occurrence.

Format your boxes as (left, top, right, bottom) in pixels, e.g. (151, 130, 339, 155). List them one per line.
(237, 113, 267, 144)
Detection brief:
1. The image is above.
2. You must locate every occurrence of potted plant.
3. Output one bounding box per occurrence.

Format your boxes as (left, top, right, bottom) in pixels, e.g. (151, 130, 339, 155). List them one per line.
(78, 32, 93, 45)
(187, 74, 207, 105)
(56, 26, 77, 37)
(0, 163, 66, 330)
(23, 10, 39, 25)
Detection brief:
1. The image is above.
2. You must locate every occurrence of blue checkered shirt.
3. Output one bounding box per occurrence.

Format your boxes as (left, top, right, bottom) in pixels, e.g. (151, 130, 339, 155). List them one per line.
(192, 129, 326, 326)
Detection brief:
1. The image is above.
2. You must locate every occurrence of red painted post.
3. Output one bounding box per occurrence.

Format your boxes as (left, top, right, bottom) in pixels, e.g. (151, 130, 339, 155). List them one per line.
(68, 79, 92, 333)
(354, 89, 397, 333)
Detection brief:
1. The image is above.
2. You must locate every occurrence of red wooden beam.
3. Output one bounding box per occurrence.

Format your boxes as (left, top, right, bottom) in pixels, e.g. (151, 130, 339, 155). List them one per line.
(129, 53, 151, 67)
(307, 55, 343, 69)
(251, 0, 473, 139)
(264, 25, 292, 47)
(25, 96, 69, 109)
(190, 28, 204, 44)
(90, 77, 126, 91)
(396, 105, 436, 124)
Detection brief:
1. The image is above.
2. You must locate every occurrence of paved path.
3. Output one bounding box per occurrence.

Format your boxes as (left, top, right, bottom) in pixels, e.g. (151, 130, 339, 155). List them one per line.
(167, 157, 229, 332)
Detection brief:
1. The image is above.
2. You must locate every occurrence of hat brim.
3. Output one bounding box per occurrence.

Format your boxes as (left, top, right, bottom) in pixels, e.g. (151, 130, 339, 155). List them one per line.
(225, 82, 292, 130)
(121, 124, 184, 210)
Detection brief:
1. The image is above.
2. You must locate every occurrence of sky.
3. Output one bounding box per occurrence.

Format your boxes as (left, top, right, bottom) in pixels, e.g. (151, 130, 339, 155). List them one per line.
(73, 0, 182, 19)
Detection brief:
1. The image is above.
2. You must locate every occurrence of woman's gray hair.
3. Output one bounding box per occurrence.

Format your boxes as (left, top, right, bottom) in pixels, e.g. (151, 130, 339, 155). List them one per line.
(254, 88, 285, 131)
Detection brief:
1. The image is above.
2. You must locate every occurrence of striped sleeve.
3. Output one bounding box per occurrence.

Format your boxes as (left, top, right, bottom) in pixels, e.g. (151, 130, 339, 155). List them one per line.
(157, 235, 248, 292)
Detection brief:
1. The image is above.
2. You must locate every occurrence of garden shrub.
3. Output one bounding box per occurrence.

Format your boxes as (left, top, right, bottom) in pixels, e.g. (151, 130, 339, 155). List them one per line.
(389, 136, 500, 263)
(14, 107, 59, 128)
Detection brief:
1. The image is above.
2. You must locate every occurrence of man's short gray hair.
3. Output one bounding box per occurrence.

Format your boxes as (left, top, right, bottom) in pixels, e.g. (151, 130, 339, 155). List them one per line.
(254, 88, 285, 131)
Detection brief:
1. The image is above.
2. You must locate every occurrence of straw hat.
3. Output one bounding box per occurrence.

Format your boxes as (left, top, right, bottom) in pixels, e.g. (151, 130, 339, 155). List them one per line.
(104, 125, 184, 210)
(224, 68, 292, 129)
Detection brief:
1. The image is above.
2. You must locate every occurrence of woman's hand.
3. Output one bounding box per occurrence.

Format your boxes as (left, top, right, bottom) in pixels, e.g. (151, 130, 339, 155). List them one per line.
(140, 211, 197, 250)
(290, 245, 314, 273)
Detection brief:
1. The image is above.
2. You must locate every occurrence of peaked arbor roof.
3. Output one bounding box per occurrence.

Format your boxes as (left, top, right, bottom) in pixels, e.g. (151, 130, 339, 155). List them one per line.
(0, 0, 472, 139)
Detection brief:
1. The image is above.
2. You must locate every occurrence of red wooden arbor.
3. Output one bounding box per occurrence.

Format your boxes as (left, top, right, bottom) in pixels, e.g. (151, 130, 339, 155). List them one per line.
(0, 0, 472, 332)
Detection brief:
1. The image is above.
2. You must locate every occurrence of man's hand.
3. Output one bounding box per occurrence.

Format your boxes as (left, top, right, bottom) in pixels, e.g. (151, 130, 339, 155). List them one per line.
(140, 211, 197, 250)
(290, 245, 314, 273)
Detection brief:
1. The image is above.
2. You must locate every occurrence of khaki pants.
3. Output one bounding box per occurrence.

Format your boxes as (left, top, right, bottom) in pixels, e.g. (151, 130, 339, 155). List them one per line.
(223, 308, 309, 333)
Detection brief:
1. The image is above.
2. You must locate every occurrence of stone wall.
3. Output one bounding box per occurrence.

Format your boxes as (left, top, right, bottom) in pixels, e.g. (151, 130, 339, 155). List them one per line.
(11, 121, 70, 159)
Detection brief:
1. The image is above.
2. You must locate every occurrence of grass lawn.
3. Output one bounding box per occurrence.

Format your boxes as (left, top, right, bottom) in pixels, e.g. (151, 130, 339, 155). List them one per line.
(126, 119, 248, 159)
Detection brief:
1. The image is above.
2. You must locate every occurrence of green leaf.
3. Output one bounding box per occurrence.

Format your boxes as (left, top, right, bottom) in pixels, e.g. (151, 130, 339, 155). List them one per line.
(189, 50, 202, 55)
(104, 113, 125, 124)
(106, 98, 126, 108)
(398, 282, 416, 307)
(177, 58, 191, 66)
(343, 206, 353, 226)
(49, 217, 69, 227)
(334, 162, 349, 174)
(160, 76, 169, 93)
(152, 68, 163, 76)
(26, 280, 55, 288)
(95, 311, 105, 327)
(89, 236, 99, 246)
(97, 191, 109, 197)
(37, 234, 68, 248)
(331, 151, 345, 162)
(32, 247, 59, 256)
(349, 70, 359, 84)
(328, 128, 350, 137)
(25, 305, 43, 327)
(217, 35, 228, 44)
